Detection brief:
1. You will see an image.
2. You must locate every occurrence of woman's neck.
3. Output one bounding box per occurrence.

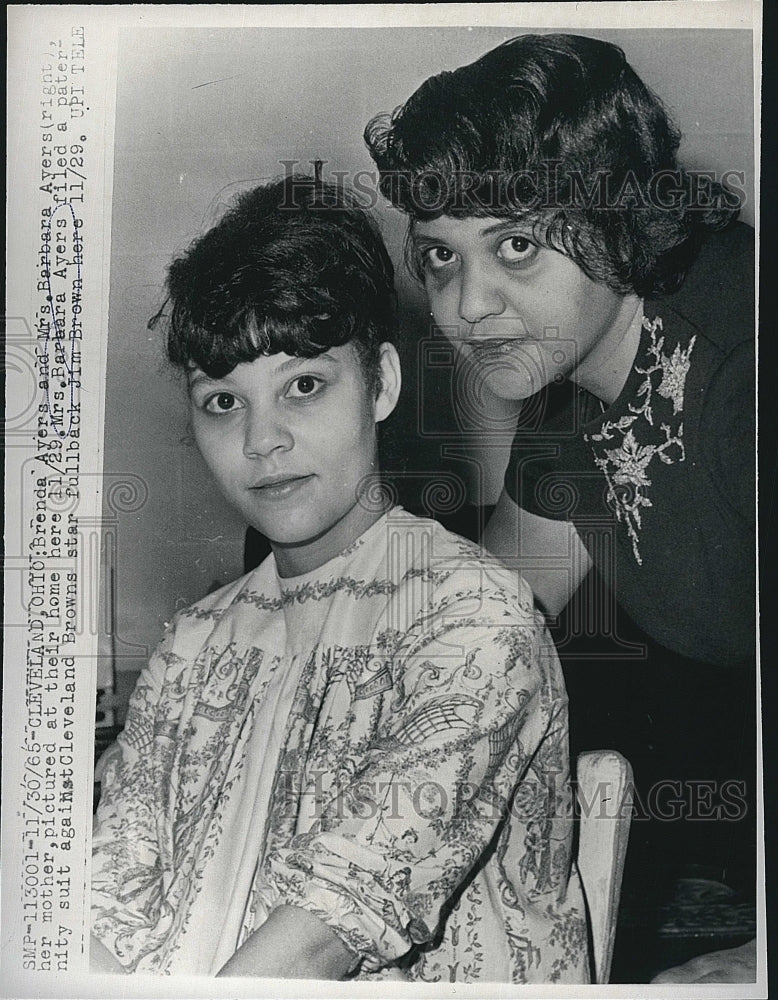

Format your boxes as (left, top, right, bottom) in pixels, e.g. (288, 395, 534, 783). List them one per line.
(571, 295, 644, 406)
(272, 484, 391, 579)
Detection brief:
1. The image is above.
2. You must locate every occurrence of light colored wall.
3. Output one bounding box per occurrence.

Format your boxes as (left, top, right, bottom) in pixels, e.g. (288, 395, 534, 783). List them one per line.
(104, 27, 755, 673)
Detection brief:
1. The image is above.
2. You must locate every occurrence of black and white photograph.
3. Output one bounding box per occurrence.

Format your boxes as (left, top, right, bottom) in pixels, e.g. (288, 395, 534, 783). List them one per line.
(3, 4, 765, 995)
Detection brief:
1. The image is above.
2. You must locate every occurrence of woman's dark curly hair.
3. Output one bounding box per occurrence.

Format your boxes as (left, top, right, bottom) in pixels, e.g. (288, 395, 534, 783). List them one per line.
(151, 175, 397, 392)
(364, 33, 740, 297)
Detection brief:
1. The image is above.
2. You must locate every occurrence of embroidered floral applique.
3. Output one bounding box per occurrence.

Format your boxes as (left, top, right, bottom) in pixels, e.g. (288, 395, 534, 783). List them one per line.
(585, 315, 696, 565)
(657, 339, 695, 414)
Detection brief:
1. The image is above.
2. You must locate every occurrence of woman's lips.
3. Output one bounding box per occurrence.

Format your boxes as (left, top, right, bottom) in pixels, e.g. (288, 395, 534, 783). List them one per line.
(464, 338, 530, 359)
(249, 474, 314, 500)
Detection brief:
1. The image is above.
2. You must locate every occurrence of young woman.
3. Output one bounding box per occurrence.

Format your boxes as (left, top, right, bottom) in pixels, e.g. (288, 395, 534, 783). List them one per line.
(90, 177, 589, 982)
(366, 33, 756, 982)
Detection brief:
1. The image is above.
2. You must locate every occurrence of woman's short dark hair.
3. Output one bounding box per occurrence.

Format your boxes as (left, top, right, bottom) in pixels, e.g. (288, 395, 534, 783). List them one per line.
(364, 33, 740, 297)
(153, 176, 397, 390)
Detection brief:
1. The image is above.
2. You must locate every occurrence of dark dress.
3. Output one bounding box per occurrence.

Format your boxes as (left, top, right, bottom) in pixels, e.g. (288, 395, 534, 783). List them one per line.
(502, 223, 757, 935)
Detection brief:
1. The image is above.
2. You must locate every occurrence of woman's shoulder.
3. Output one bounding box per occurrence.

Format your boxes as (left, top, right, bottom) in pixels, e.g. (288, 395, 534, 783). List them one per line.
(172, 556, 279, 628)
(389, 509, 537, 614)
(650, 221, 754, 356)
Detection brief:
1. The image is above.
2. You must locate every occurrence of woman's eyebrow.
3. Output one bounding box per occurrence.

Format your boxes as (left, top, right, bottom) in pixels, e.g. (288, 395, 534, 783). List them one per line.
(187, 370, 221, 390)
(187, 354, 340, 389)
(478, 219, 533, 238)
(273, 353, 339, 375)
(409, 231, 443, 249)
(410, 220, 534, 247)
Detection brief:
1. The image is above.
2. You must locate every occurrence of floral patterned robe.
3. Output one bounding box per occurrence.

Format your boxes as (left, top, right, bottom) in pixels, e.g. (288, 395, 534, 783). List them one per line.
(92, 509, 589, 981)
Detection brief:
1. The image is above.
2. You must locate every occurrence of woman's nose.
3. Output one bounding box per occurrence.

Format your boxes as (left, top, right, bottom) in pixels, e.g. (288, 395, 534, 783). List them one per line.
(242, 407, 294, 459)
(458, 264, 506, 326)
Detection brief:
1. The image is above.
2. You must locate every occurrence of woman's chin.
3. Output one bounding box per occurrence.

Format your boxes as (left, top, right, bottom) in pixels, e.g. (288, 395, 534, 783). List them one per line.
(482, 370, 550, 401)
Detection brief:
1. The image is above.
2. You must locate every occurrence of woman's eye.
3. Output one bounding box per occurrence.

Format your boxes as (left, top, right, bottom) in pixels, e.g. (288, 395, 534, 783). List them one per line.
(423, 246, 458, 270)
(497, 235, 536, 263)
(286, 375, 322, 398)
(204, 391, 241, 414)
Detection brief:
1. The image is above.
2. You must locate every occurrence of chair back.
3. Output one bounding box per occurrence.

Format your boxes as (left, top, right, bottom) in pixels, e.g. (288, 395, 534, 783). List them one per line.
(576, 750, 633, 984)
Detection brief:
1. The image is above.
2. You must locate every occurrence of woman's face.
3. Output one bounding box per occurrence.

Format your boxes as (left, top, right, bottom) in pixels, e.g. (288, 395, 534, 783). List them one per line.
(189, 342, 400, 577)
(411, 214, 636, 401)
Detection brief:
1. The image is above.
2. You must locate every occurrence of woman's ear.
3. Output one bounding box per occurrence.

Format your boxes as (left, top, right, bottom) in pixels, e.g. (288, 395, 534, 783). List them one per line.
(374, 342, 402, 423)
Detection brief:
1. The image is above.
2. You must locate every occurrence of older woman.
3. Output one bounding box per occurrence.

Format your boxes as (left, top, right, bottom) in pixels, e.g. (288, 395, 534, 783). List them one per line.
(366, 33, 756, 983)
